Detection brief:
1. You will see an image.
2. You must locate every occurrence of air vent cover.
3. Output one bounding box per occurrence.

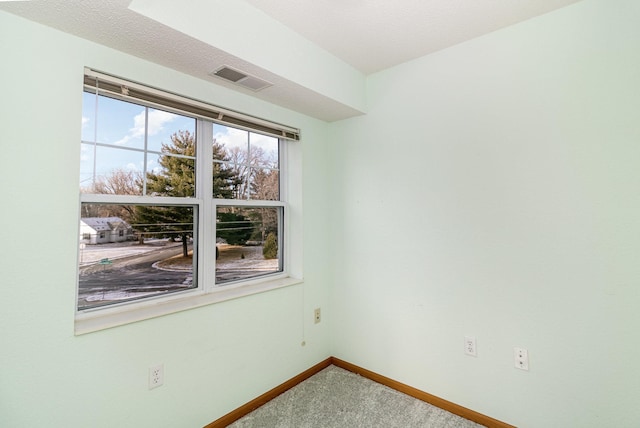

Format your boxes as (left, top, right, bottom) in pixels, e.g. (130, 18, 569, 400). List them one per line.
(210, 66, 273, 92)
(213, 66, 247, 82)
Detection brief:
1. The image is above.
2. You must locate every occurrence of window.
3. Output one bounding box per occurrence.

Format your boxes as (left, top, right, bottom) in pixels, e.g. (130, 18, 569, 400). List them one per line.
(216, 206, 283, 283)
(211, 124, 284, 284)
(78, 69, 300, 327)
(78, 203, 197, 310)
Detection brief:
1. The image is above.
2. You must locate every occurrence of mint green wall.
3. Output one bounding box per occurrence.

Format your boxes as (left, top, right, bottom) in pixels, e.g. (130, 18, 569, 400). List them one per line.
(4, 1, 640, 427)
(0, 11, 330, 428)
(328, 0, 640, 426)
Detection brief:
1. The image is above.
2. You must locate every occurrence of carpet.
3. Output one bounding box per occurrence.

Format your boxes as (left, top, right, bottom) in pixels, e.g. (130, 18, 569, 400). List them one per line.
(227, 365, 485, 427)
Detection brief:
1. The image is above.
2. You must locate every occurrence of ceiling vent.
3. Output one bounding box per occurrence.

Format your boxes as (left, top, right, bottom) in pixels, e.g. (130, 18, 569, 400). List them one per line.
(210, 66, 273, 92)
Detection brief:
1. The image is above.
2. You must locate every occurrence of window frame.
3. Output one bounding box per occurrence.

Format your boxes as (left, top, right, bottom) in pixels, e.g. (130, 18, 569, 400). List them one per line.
(75, 69, 302, 334)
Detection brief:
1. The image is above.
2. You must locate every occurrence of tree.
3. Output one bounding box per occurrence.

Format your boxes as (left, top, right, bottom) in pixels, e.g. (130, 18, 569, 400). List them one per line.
(92, 168, 142, 197)
(134, 205, 194, 256)
(133, 130, 197, 257)
(145, 130, 196, 198)
(225, 143, 278, 200)
(216, 209, 254, 245)
(80, 168, 142, 221)
(213, 138, 243, 199)
(131, 130, 246, 257)
(221, 143, 279, 245)
(247, 169, 279, 245)
(250, 168, 279, 201)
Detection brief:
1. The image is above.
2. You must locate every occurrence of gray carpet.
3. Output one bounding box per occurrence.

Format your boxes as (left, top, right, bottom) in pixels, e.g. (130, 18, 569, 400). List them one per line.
(227, 365, 485, 428)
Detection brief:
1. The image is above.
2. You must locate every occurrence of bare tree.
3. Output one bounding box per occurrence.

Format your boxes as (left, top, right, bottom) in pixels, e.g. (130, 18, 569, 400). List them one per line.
(80, 168, 142, 221)
(92, 168, 142, 196)
(251, 168, 279, 201)
(223, 144, 278, 200)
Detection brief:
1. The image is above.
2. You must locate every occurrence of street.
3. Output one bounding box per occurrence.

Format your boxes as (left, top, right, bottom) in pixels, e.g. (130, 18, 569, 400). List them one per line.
(78, 244, 194, 310)
(78, 241, 281, 310)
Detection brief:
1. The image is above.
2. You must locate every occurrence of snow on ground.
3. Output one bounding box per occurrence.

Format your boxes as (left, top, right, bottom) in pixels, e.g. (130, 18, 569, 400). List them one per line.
(79, 240, 278, 271)
(216, 244, 278, 270)
(79, 239, 180, 265)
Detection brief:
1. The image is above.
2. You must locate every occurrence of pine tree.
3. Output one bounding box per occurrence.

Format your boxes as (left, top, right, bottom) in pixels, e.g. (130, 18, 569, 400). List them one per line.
(213, 139, 242, 199)
(216, 209, 254, 245)
(133, 130, 243, 257)
(134, 205, 195, 256)
(146, 130, 196, 197)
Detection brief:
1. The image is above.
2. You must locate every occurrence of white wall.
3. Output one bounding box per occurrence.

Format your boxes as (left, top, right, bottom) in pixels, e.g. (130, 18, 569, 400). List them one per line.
(0, 11, 331, 428)
(328, 0, 640, 426)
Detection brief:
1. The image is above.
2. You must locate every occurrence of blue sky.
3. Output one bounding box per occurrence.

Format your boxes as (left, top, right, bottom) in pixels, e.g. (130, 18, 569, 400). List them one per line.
(80, 92, 195, 187)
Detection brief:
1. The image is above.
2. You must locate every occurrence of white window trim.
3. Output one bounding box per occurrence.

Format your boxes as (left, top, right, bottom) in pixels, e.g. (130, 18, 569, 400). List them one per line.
(75, 70, 303, 335)
(75, 276, 303, 335)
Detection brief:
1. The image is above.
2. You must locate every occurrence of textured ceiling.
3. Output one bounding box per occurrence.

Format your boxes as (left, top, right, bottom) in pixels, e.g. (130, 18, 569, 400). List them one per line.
(0, 0, 582, 121)
(245, 0, 582, 74)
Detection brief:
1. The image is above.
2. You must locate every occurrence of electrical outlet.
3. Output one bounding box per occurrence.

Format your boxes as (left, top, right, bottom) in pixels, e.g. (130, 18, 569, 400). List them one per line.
(514, 347, 529, 371)
(149, 364, 164, 389)
(464, 336, 477, 357)
(314, 308, 321, 324)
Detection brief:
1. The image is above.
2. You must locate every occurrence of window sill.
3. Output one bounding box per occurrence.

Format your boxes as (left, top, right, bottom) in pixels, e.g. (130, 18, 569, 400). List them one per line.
(74, 275, 303, 335)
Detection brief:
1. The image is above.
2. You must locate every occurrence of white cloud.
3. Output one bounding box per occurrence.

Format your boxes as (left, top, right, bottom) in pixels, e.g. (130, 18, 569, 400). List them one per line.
(114, 109, 177, 146)
(147, 110, 176, 136)
(250, 132, 276, 146)
(214, 127, 248, 150)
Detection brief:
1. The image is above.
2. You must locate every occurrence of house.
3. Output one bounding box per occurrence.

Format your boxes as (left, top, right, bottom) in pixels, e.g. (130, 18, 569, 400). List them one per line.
(2, 1, 640, 427)
(80, 217, 132, 245)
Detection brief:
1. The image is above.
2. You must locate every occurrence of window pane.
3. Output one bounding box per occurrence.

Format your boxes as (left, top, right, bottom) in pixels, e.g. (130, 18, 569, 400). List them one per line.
(250, 168, 279, 200)
(215, 206, 282, 284)
(80, 144, 145, 194)
(83, 93, 146, 148)
(78, 204, 197, 310)
(212, 125, 280, 200)
(146, 110, 196, 153)
(213, 124, 248, 199)
(82, 92, 197, 197)
(213, 160, 242, 199)
(250, 132, 279, 169)
(146, 152, 196, 197)
(213, 123, 248, 153)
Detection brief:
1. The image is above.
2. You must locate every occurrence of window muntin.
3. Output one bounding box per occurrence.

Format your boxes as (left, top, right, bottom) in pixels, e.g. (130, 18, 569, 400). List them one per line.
(79, 75, 291, 316)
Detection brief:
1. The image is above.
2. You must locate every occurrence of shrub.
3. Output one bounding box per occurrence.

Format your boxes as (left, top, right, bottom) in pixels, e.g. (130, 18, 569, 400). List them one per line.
(262, 233, 278, 259)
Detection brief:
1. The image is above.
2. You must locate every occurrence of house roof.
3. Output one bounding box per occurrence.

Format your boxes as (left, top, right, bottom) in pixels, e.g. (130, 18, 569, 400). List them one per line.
(81, 217, 130, 232)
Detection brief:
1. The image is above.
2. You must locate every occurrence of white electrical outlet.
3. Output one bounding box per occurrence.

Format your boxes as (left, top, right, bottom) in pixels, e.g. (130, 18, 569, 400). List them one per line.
(464, 336, 477, 357)
(314, 308, 321, 324)
(149, 364, 164, 389)
(514, 347, 529, 371)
